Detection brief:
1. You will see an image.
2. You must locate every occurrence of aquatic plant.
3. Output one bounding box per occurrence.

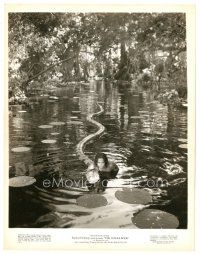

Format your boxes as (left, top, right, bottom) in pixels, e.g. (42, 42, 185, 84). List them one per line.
(131, 208, 179, 228)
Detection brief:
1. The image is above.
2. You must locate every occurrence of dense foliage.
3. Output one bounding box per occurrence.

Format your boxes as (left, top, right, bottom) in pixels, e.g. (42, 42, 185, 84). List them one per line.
(8, 12, 187, 105)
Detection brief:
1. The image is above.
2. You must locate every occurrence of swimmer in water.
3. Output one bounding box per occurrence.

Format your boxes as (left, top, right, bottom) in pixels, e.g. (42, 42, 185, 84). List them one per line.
(86, 153, 119, 192)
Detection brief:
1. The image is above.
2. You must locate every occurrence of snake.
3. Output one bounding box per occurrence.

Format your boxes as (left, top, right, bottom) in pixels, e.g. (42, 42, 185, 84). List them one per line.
(76, 101, 105, 166)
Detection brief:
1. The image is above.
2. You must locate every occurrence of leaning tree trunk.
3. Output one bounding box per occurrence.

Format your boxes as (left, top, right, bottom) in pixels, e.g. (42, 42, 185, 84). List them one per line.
(21, 56, 76, 92)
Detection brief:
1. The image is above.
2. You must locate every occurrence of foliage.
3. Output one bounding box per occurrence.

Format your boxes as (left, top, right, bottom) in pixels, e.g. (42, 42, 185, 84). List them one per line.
(8, 12, 187, 104)
(157, 89, 181, 107)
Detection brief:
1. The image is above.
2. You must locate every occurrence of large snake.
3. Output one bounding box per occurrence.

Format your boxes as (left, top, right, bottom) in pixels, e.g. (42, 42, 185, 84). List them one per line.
(76, 101, 105, 166)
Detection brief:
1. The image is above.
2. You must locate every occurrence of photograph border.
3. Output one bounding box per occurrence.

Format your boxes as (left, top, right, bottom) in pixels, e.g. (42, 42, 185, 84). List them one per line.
(3, 3, 196, 251)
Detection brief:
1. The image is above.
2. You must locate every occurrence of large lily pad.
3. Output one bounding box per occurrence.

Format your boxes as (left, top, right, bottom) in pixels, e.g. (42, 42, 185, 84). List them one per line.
(9, 176, 36, 187)
(131, 209, 179, 229)
(76, 194, 108, 208)
(11, 146, 31, 153)
(41, 139, 57, 144)
(38, 125, 53, 129)
(115, 188, 152, 204)
(49, 121, 65, 126)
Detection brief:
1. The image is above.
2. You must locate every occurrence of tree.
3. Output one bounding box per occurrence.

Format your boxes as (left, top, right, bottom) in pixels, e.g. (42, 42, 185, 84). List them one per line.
(8, 12, 186, 100)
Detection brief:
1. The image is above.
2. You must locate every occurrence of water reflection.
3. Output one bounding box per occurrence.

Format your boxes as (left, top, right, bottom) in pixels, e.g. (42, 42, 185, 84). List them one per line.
(9, 80, 187, 228)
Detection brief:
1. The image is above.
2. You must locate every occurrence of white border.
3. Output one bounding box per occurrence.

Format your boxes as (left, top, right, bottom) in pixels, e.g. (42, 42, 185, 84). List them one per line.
(0, 0, 200, 250)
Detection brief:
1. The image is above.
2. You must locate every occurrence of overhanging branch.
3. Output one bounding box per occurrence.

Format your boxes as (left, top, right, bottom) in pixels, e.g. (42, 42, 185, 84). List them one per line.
(25, 55, 76, 85)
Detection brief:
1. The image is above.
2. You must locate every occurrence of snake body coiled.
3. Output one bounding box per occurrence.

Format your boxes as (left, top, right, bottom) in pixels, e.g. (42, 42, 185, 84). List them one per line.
(76, 102, 105, 166)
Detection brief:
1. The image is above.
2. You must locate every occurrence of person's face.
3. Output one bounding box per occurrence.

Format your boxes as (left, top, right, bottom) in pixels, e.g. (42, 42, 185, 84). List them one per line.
(97, 158, 105, 170)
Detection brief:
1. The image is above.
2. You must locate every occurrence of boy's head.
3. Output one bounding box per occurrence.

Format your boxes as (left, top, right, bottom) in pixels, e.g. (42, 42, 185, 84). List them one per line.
(94, 153, 108, 169)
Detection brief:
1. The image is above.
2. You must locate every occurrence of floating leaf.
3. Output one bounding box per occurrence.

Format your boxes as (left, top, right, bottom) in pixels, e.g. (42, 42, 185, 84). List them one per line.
(50, 132, 60, 136)
(138, 111, 149, 114)
(67, 121, 82, 125)
(72, 111, 81, 113)
(11, 146, 31, 152)
(131, 209, 179, 228)
(115, 188, 152, 204)
(76, 194, 108, 208)
(38, 125, 53, 129)
(130, 116, 143, 119)
(49, 121, 65, 126)
(41, 139, 57, 144)
(9, 176, 36, 187)
(178, 138, 187, 143)
(49, 96, 59, 100)
(178, 144, 187, 149)
(182, 103, 187, 108)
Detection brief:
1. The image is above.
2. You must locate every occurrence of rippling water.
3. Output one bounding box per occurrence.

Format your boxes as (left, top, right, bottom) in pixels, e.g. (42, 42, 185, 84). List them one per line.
(9, 80, 187, 228)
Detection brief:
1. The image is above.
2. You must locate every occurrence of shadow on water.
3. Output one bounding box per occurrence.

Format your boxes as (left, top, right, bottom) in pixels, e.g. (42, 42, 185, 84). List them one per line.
(9, 80, 187, 228)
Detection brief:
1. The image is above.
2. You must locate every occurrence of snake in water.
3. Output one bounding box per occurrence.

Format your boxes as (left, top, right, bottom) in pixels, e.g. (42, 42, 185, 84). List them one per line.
(76, 101, 105, 166)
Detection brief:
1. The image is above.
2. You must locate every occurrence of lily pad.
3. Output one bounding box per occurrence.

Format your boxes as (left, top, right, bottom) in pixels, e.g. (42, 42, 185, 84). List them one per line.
(9, 176, 36, 187)
(68, 121, 82, 125)
(115, 188, 152, 204)
(49, 121, 65, 126)
(50, 132, 60, 136)
(178, 138, 187, 143)
(49, 96, 59, 100)
(76, 194, 108, 208)
(131, 209, 179, 229)
(38, 125, 53, 129)
(11, 146, 31, 153)
(72, 111, 81, 113)
(182, 103, 187, 108)
(41, 139, 57, 144)
(178, 144, 187, 149)
(130, 116, 143, 119)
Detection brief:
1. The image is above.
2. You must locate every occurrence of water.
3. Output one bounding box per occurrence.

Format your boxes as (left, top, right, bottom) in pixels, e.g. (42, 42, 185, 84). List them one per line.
(9, 80, 187, 228)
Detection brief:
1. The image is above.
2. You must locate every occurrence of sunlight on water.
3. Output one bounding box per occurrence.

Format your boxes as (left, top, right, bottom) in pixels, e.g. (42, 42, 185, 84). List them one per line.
(9, 81, 187, 228)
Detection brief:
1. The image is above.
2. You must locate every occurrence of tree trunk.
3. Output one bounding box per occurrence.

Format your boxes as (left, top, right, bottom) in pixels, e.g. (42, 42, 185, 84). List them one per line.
(120, 40, 127, 65)
(74, 47, 81, 81)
